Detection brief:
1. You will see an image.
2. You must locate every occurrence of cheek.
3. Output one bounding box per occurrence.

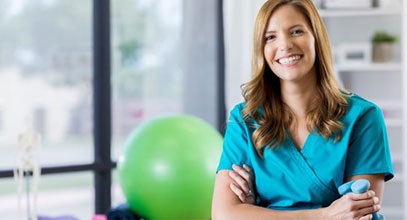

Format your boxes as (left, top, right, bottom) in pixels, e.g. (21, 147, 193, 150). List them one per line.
(263, 46, 275, 65)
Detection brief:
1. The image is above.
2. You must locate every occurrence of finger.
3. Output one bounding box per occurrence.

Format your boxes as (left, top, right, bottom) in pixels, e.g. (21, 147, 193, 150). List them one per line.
(231, 165, 251, 191)
(232, 164, 251, 181)
(356, 204, 380, 217)
(242, 164, 251, 173)
(242, 164, 254, 189)
(352, 196, 379, 209)
(229, 183, 246, 202)
(229, 171, 250, 193)
(348, 190, 375, 201)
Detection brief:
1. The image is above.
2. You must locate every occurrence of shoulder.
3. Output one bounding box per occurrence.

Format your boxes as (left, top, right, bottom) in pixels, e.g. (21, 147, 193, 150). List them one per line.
(229, 102, 245, 120)
(229, 102, 263, 126)
(231, 102, 245, 111)
(346, 94, 384, 121)
(347, 94, 381, 113)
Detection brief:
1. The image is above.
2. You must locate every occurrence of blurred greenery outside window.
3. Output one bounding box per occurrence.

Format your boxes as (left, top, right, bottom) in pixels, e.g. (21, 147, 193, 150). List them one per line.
(0, 0, 93, 169)
(111, 0, 183, 155)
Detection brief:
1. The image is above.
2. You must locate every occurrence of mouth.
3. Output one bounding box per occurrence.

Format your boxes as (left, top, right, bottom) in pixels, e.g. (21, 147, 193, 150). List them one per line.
(277, 55, 302, 65)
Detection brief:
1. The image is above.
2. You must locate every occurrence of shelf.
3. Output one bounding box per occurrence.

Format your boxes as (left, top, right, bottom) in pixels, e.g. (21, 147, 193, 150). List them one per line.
(319, 8, 402, 17)
(335, 63, 402, 72)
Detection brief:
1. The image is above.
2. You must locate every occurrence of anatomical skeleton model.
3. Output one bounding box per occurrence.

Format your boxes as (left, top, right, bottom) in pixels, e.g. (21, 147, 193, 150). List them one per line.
(14, 122, 41, 220)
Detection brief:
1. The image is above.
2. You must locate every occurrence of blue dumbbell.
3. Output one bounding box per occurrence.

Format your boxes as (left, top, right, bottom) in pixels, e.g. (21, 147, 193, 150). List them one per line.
(338, 179, 385, 220)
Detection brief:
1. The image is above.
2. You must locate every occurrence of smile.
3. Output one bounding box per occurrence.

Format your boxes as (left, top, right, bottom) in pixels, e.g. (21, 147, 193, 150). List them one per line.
(277, 55, 302, 65)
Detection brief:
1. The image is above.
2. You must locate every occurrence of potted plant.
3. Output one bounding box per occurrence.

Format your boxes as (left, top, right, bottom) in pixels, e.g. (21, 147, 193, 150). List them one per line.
(372, 31, 398, 63)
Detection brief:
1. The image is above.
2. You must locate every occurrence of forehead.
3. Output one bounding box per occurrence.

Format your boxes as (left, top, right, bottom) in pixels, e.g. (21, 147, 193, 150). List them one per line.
(266, 5, 310, 31)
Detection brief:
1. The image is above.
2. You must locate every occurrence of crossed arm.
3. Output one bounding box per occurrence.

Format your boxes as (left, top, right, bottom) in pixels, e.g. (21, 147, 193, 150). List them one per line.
(211, 164, 383, 220)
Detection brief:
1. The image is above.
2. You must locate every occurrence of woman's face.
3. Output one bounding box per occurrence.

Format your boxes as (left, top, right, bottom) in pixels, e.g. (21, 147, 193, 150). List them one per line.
(263, 5, 316, 84)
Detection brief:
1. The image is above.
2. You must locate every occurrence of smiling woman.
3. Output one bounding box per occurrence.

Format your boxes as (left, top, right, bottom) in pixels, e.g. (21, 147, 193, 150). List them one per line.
(212, 0, 393, 219)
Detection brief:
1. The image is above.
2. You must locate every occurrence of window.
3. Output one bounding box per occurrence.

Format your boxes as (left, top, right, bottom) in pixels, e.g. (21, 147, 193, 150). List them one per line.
(0, 1, 94, 218)
(0, 0, 93, 169)
(0, 0, 224, 218)
(110, 0, 184, 158)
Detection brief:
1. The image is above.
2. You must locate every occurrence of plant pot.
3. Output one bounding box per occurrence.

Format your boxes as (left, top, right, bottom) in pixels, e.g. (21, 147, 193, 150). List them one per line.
(372, 42, 396, 63)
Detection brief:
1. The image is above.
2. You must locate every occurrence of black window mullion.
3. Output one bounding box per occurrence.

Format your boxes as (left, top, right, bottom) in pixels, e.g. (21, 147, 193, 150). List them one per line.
(0, 164, 96, 178)
(93, 0, 112, 214)
(217, 0, 226, 134)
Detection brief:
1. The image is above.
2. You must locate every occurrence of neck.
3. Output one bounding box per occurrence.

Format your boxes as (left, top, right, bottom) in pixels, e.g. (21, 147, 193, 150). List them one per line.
(280, 77, 318, 118)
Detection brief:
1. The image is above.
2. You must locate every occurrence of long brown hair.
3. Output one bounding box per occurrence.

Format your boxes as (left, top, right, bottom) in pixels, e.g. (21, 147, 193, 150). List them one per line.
(241, 0, 349, 156)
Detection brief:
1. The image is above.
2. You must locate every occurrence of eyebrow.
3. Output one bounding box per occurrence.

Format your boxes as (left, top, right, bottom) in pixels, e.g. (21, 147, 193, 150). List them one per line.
(264, 24, 304, 34)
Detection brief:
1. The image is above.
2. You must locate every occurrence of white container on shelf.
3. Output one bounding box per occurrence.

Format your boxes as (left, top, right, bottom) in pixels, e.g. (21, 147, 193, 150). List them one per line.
(322, 0, 372, 9)
(337, 42, 371, 65)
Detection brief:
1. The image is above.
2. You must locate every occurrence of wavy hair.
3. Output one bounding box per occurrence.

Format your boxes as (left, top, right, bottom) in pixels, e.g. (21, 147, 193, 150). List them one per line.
(241, 0, 349, 156)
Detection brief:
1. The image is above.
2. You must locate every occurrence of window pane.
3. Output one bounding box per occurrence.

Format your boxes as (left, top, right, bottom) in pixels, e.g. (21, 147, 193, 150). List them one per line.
(112, 170, 126, 207)
(111, 0, 183, 158)
(0, 172, 93, 219)
(0, 0, 93, 168)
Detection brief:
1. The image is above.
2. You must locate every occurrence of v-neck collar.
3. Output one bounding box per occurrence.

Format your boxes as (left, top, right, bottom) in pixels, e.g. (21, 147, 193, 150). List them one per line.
(286, 130, 314, 153)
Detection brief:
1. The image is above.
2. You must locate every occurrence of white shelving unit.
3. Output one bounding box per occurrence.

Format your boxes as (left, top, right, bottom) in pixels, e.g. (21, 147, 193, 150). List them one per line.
(318, 8, 402, 17)
(335, 63, 402, 72)
(317, 2, 405, 220)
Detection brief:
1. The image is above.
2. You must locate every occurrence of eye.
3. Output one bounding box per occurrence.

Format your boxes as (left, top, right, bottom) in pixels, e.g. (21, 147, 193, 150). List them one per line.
(292, 29, 304, 36)
(265, 34, 276, 42)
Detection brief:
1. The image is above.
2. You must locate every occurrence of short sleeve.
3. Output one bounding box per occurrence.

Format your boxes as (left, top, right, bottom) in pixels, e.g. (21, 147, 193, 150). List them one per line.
(216, 104, 251, 172)
(345, 106, 394, 181)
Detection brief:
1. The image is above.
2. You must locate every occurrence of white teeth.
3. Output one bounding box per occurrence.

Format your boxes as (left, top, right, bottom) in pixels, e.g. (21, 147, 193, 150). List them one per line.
(279, 55, 301, 64)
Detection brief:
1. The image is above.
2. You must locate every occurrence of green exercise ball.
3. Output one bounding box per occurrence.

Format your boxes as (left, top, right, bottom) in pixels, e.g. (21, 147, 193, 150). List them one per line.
(117, 115, 223, 220)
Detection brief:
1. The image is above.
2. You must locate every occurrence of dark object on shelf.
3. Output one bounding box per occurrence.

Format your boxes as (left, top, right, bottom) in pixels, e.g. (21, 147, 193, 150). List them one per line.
(106, 203, 143, 220)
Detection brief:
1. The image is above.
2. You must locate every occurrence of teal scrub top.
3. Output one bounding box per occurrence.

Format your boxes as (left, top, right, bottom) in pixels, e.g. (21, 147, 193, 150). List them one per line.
(217, 94, 394, 210)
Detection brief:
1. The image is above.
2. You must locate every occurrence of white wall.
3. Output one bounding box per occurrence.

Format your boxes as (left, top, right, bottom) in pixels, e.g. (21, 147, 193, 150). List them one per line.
(223, 0, 265, 112)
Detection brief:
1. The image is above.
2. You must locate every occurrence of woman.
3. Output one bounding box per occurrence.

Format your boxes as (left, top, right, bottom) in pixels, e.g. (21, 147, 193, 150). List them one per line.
(211, 0, 394, 219)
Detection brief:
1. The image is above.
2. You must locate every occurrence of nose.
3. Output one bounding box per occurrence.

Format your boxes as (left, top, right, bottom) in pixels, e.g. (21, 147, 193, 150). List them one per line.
(278, 35, 293, 51)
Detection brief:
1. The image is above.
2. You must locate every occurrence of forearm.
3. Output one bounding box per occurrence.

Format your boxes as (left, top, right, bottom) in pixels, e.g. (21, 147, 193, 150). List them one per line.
(212, 203, 326, 220)
(212, 171, 328, 220)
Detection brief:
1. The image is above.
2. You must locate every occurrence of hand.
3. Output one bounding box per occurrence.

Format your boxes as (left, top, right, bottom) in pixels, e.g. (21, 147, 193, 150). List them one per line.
(228, 164, 255, 204)
(322, 190, 380, 220)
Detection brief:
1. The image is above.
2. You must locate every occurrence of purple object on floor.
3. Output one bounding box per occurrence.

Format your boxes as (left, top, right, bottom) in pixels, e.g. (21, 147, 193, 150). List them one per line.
(38, 215, 78, 220)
